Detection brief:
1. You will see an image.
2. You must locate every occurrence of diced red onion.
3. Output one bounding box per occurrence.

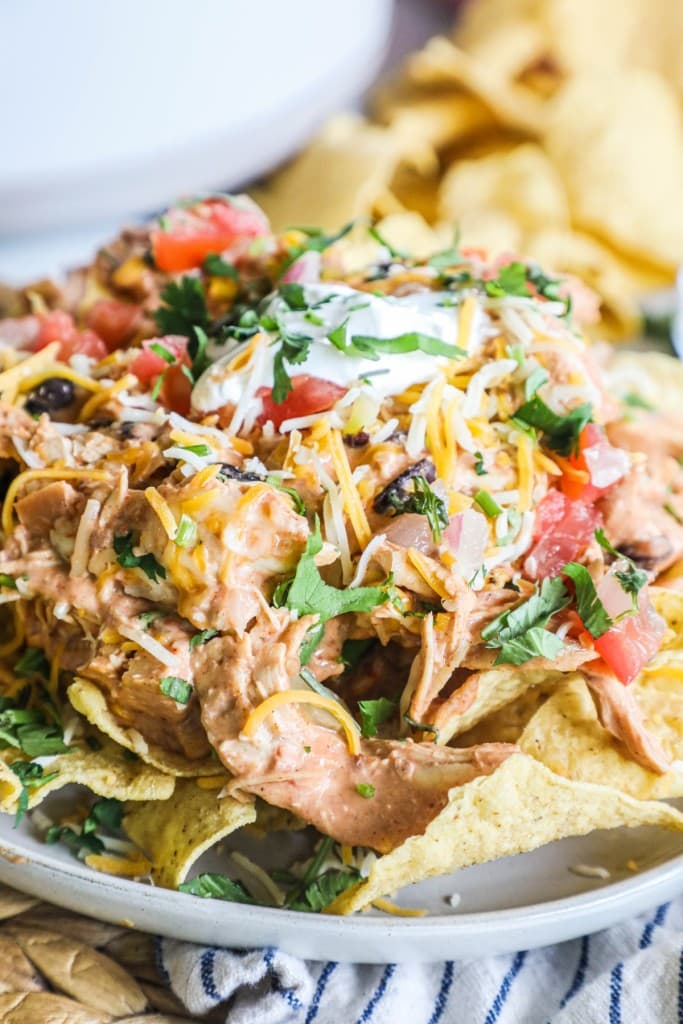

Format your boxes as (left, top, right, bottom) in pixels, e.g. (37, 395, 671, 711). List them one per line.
(281, 251, 322, 284)
(584, 442, 630, 489)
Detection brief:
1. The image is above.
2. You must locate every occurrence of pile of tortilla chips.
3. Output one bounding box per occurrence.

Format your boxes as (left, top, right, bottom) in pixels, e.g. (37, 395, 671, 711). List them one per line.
(254, 0, 683, 339)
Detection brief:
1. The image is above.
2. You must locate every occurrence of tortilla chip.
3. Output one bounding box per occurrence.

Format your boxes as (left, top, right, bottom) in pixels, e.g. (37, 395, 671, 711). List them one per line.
(436, 668, 566, 745)
(326, 753, 683, 914)
(407, 37, 545, 135)
(605, 353, 683, 420)
(543, 70, 683, 269)
(439, 143, 569, 242)
(0, 739, 174, 815)
(519, 673, 683, 800)
(374, 89, 498, 163)
(123, 780, 256, 889)
(67, 680, 216, 778)
(251, 115, 405, 233)
(454, 682, 556, 747)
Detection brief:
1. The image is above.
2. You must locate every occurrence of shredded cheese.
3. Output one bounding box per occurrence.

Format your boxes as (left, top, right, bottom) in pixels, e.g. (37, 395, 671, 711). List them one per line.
(241, 691, 361, 756)
(85, 852, 153, 877)
(407, 548, 451, 600)
(456, 295, 478, 352)
(516, 434, 534, 512)
(79, 374, 136, 421)
(371, 897, 427, 918)
(144, 487, 178, 540)
(0, 343, 62, 400)
(70, 497, 101, 577)
(117, 625, 179, 669)
(326, 429, 371, 549)
(2, 468, 108, 536)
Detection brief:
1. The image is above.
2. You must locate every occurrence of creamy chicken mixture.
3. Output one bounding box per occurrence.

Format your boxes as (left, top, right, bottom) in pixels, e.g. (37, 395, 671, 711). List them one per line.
(1, 196, 682, 854)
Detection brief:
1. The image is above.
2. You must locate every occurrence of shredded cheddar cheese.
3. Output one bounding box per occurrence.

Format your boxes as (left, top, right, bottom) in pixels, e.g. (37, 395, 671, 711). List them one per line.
(327, 429, 371, 549)
(371, 897, 427, 917)
(241, 690, 362, 756)
(144, 487, 178, 540)
(407, 548, 451, 600)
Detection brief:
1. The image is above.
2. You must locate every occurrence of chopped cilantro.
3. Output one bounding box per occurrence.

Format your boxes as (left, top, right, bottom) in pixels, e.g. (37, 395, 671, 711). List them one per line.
(484, 262, 530, 298)
(267, 478, 306, 515)
(160, 676, 193, 704)
(138, 610, 162, 628)
(357, 696, 396, 738)
(46, 798, 124, 856)
(562, 562, 612, 639)
(524, 366, 549, 401)
(114, 533, 167, 583)
(329, 324, 465, 362)
(190, 628, 219, 649)
(179, 873, 255, 903)
(203, 253, 237, 278)
(278, 282, 308, 310)
(622, 392, 654, 411)
(473, 451, 487, 476)
(386, 475, 449, 542)
(276, 519, 393, 663)
(368, 224, 406, 260)
(526, 266, 562, 302)
(341, 638, 375, 671)
(513, 396, 592, 457)
(0, 574, 17, 589)
(153, 278, 211, 379)
(272, 326, 314, 404)
(10, 762, 58, 826)
(481, 577, 570, 666)
(403, 713, 439, 740)
(356, 782, 376, 799)
(14, 647, 48, 680)
(594, 528, 648, 612)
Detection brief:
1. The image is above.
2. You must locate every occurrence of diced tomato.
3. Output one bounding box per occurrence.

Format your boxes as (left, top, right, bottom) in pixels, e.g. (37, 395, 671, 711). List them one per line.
(524, 490, 602, 580)
(151, 196, 270, 273)
(257, 375, 347, 430)
(31, 310, 108, 362)
(86, 299, 141, 351)
(594, 592, 666, 685)
(560, 423, 629, 502)
(160, 363, 192, 416)
(129, 336, 190, 383)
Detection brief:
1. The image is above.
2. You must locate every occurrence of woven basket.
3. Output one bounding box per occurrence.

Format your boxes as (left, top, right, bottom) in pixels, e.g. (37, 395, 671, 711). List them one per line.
(0, 882, 226, 1023)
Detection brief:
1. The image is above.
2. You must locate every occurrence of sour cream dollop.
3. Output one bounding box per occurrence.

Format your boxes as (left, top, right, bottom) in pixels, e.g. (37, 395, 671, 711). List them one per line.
(192, 283, 481, 414)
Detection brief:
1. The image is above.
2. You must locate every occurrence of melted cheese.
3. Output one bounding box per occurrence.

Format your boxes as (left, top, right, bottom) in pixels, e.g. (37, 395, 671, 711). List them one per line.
(241, 691, 362, 755)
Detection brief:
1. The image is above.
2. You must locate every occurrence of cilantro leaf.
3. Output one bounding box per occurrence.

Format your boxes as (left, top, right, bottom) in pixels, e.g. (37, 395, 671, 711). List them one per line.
(562, 562, 612, 638)
(15, 647, 49, 679)
(513, 397, 593, 457)
(190, 628, 219, 649)
(335, 329, 465, 362)
(386, 475, 448, 542)
(0, 688, 72, 758)
(267, 478, 307, 515)
(358, 696, 396, 738)
(10, 762, 58, 826)
(495, 626, 567, 666)
(272, 326, 314, 404)
(526, 266, 562, 302)
(203, 253, 237, 278)
(87, 798, 124, 832)
(356, 782, 375, 799)
(473, 452, 487, 476)
(114, 533, 167, 583)
(153, 277, 211, 378)
(368, 224, 407, 260)
(484, 262, 530, 298)
(278, 282, 308, 310)
(481, 577, 570, 666)
(160, 676, 193, 704)
(281, 222, 354, 269)
(341, 638, 375, 671)
(524, 366, 549, 401)
(0, 574, 17, 590)
(179, 873, 255, 904)
(138, 610, 162, 628)
(281, 519, 392, 663)
(594, 528, 648, 611)
(293, 868, 360, 912)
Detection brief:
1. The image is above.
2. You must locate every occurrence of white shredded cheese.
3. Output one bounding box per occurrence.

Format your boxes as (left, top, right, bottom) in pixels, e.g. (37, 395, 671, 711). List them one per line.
(348, 533, 387, 588)
(70, 498, 101, 577)
(569, 863, 611, 880)
(118, 625, 179, 669)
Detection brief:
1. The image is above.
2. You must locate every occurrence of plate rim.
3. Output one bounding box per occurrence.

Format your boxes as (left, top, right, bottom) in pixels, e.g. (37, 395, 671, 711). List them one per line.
(2, 820, 683, 962)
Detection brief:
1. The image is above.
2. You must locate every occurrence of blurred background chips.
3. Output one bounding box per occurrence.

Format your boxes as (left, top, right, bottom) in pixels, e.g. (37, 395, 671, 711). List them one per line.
(255, 0, 683, 339)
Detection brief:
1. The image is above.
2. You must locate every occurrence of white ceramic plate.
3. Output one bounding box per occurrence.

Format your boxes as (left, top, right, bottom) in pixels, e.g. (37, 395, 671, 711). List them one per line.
(1, 799, 683, 962)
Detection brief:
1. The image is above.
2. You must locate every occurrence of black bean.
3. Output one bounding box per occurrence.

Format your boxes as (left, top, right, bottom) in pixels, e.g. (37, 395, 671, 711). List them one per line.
(218, 463, 265, 483)
(343, 431, 369, 448)
(25, 377, 74, 414)
(373, 458, 436, 515)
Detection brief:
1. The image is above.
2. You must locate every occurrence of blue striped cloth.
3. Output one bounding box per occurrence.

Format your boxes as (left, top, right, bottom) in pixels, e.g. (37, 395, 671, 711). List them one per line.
(159, 896, 683, 1023)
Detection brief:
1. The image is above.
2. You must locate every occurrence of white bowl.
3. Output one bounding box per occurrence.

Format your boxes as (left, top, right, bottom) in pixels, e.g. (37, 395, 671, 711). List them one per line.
(0, 0, 393, 235)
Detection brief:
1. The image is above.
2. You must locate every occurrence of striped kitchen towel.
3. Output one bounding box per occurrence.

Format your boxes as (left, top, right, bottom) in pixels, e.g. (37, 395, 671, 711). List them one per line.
(160, 895, 683, 1023)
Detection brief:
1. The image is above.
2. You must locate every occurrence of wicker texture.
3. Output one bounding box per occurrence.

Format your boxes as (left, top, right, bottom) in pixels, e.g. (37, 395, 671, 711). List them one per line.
(0, 883, 224, 1023)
